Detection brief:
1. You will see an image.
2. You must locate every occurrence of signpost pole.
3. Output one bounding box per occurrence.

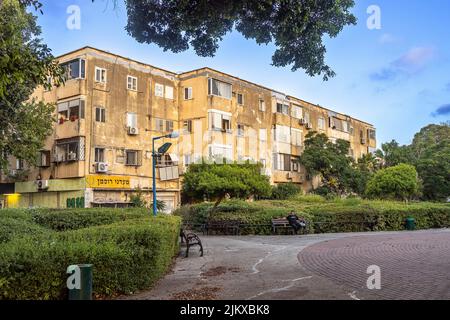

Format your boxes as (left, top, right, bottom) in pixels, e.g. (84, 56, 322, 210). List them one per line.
(152, 138, 157, 216)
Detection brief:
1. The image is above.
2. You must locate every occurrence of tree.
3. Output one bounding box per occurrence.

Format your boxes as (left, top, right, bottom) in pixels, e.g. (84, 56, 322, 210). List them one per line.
(182, 162, 272, 207)
(410, 124, 450, 201)
(376, 140, 414, 168)
(122, 0, 356, 80)
(300, 131, 356, 195)
(0, 0, 63, 171)
(347, 153, 380, 195)
(365, 164, 420, 201)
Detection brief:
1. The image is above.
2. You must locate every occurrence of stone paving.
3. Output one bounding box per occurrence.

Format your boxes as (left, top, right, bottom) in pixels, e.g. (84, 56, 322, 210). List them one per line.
(120, 229, 450, 300)
(298, 231, 450, 300)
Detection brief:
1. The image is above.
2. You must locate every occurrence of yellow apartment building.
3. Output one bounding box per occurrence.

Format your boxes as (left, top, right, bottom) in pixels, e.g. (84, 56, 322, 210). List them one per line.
(0, 47, 377, 210)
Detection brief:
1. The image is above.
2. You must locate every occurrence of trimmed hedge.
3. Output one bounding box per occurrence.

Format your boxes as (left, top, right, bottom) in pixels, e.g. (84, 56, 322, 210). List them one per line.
(176, 199, 450, 235)
(0, 217, 51, 243)
(0, 209, 181, 300)
(30, 208, 149, 231)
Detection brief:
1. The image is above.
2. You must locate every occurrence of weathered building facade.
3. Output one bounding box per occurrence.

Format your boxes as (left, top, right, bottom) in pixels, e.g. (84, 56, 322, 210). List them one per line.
(0, 47, 377, 210)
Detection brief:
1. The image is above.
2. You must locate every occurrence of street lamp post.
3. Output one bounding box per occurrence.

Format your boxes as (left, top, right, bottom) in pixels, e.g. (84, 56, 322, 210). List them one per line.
(152, 131, 179, 216)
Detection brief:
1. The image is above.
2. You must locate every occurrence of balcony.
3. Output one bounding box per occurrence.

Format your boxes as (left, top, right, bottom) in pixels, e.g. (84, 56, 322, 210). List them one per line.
(55, 118, 86, 140)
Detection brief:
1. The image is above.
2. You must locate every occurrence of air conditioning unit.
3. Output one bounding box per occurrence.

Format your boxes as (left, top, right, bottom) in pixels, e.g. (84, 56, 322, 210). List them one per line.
(361, 138, 367, 145)
(306, 123, 313, 130)
(67, 153, 77, 161)
(299, 119, 306, 126)
(36, 180, 49, 190)
(128, 126, 139, 135)
(96, 162, 108, 173)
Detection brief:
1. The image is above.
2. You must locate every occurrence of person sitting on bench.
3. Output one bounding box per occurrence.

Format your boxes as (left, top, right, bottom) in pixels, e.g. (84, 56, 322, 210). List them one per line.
(286, 212, 306, 234)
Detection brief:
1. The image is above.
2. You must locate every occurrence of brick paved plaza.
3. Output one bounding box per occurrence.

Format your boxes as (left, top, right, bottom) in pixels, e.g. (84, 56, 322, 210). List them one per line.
(298, 231, 450, 300)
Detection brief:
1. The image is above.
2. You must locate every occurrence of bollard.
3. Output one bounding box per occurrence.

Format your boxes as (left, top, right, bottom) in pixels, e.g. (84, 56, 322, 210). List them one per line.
(67, 264, 93, 300)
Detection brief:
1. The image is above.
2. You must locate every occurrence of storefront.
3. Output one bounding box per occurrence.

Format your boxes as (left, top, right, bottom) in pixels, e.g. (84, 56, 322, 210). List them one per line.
(4, 176, 179, 212)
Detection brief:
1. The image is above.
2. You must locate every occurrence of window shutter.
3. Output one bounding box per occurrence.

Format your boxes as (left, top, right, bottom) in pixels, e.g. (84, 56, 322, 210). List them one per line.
(80, 100, 85, 119)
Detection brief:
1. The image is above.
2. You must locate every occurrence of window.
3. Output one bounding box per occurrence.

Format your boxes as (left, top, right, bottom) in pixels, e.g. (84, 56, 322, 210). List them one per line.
(237, 93, 244, 105)
(184, 87, 193, 100)
(61, 58, 85, 80)
(330, 117, 351, 133)
(291, 129, 302, 146)
(184, 154, 192, 166)
(209, 144, 233, 161)
(291, 156, 301, 172)
(38, 151, 51, 167)
(237, 124, 245, 137)
(156, 154, 177, 167)
(95, 67, 106, 83)
(155, 118, 173, 132)
(304, 111, 311, 125)
(275, 125, 291, 143)
(127, 76, 137, 91)
(155, 118, 164, 132)
(360, 130, 366, 144)
(155, 83, 164, 97)
(16, 159, 24, 170)
(222, 118, 231, 132)
(276, 103, 289, 115)
(209, 112, 232, 132)
(183, 120, 192, 133)
(55, 137, 85, 162)
(318, 117, 326, 130)
(291, 105, 302, 119)
(259, 99, 266, 112)
(368, 129, 376, 140)
(208, 79, 232, 99)
(125, 150, 141, 166)
(95, 148, 105, 163)
(273, 153, 291, 171)
(95, 107, 106, 123)
(57, 99, 85, 122)
(127, 112, 137, 128)
(166, 120, 174, 132)
(165, 86, 174, 99)
(259, 129, 267, 142)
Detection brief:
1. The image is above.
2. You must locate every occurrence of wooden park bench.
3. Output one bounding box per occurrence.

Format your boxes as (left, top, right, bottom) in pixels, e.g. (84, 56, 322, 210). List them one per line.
(271, 217, 308, 235)
(180, 228, 204, 258)
(204, 221, 240, 235)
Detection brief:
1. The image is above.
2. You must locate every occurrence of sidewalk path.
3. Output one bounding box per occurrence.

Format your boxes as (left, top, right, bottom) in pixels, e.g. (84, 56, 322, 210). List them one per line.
(120, 229, 450, 300)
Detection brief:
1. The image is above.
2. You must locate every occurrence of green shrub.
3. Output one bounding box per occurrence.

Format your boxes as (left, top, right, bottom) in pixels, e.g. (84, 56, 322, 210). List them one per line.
(31, 208, 148, 231)
(271, 183, 302, 200)
(0, 209, 181, 300)
(0, 217, 51, 243)
(365, 164, 420, 201)
(180, 199, 450, 235)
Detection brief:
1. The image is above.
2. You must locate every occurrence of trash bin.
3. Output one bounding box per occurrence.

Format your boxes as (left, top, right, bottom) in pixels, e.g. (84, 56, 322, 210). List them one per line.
(405, 217, 416, 231)
(67, 264, 93, 300)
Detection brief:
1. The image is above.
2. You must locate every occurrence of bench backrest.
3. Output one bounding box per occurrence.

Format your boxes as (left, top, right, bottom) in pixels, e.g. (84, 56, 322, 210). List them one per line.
(272, 218, 289, 226)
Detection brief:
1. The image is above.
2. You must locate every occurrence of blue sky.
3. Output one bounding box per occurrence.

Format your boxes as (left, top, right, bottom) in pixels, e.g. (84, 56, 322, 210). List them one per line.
(36, 0, 450, 146)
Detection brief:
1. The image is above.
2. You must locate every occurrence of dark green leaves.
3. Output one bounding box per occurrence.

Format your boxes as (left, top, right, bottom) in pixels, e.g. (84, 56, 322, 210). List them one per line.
(182, 162, 272, 205)
(0, 0, 63, 170)
(123, 0, 356, 80)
